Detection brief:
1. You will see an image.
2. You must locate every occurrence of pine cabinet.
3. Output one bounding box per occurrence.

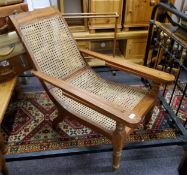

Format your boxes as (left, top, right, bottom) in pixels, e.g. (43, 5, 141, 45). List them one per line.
(123, 0, 176, 30)
(89, 0, 123, 30)
(120, 38, 147, 64)
(123, 0, 158, 30)
(77, 41, 90, 50)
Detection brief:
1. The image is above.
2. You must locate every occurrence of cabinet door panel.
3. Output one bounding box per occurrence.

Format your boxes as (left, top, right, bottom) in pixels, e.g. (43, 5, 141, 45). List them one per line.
(125, 38, 147, 60)
(89, 0, 123, 27)
(124, 0, 159, 26)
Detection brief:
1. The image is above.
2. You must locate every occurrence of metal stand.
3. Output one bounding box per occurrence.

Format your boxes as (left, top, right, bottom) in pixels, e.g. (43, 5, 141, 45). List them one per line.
(143, 3, 187, 145)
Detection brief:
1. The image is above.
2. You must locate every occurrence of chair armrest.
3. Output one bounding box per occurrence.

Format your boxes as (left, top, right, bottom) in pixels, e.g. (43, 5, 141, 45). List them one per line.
(32, 70, 142, 128)
(80, 48, 175, 84)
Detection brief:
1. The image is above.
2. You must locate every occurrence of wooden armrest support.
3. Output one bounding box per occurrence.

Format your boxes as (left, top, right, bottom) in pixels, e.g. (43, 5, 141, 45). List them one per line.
(80, 48, 175, 84)
(32, 70, 142, 128)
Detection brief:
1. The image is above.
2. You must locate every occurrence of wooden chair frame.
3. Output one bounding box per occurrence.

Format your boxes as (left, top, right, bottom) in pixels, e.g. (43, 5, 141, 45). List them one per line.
(9, 7, 175, 170)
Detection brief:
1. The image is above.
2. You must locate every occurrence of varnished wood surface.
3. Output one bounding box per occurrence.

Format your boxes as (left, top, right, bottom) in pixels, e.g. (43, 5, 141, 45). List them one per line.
(9, 7, 58, 26)
(80, 48, 175, 83)
(124, 0, 158, 28)
(0, 2, 28, 17)
(0, 77, 16, 175)
(89, 0, 123, 29)
(125, 38, 147, 60)
(0, 77, 16, 124)
(73, 30, 148, 40)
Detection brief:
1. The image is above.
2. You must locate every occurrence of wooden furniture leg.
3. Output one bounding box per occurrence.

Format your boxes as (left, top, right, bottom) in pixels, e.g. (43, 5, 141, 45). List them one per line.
(143, 106, 154, 130)
(112, 123, 126, 170)
(143, 82, 160, 129)
(52, 106, 67, 129)
(0, 132, 9, 175)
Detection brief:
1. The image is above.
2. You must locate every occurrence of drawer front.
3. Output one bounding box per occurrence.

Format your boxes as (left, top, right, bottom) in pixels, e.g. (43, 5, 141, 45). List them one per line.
(77, 41, 90, 50)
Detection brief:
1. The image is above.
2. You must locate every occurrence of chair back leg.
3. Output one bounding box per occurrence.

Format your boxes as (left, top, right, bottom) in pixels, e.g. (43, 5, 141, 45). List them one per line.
(52, 106, 68, 129)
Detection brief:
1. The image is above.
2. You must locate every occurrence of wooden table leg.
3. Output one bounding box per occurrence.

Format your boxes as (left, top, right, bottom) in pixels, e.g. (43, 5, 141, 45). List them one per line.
(0, 131, 9, 175)
(0, 153, 9, 175)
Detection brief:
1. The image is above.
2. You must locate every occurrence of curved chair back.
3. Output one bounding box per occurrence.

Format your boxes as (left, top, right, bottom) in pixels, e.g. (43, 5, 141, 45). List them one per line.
(11, 7, 86, 79)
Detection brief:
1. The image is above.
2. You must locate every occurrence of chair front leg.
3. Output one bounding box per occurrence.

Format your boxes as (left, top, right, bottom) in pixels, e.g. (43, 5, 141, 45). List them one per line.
(112, 122, 127, 170)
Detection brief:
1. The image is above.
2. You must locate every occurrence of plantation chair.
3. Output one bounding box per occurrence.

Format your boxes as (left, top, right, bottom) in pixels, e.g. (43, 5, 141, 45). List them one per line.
(10, 7, 175, 170)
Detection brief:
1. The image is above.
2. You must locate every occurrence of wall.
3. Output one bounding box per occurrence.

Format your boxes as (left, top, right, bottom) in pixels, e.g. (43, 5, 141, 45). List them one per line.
(171, 0, 186, 21)
(175, 0, 187, 10)
(25, 0, 57, 11)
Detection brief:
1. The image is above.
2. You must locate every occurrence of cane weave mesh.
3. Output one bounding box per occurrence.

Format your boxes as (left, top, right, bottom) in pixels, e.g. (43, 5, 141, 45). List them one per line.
(66, 69, 147, 112)
(49, 69, 148, 132)
(20, 16, 86, 79)
(19, 15, 148, 132)
(50, 87, 117, 131)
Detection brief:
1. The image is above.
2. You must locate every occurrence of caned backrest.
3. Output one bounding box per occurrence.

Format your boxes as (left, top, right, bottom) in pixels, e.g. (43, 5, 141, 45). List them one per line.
(10, 8, 86, 79)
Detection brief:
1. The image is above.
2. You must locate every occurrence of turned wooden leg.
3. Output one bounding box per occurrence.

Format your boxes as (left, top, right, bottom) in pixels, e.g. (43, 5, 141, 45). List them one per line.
(52, 107, 66, 129)
(112, 123, 126, 170)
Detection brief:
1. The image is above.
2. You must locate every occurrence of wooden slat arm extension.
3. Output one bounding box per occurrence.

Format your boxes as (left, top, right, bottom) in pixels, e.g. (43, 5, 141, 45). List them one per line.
(80, 48, 175, 84)
(32, 70, 142, 128)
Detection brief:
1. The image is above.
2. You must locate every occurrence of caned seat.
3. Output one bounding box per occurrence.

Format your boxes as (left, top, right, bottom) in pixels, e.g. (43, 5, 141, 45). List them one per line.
(10, 7, 175, 170)
(50, 68, 148, 133)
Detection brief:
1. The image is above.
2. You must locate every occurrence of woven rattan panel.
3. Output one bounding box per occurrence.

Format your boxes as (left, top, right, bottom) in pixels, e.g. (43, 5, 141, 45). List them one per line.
(20, 16, 86, 79)
(50, 69, 148, 132)
(50, 87, 116, 131)
(67, 69, 147, 112)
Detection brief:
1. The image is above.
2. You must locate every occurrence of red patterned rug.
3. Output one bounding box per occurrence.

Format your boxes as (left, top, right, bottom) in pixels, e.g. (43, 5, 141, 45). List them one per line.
(2, 85, 186, 155)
